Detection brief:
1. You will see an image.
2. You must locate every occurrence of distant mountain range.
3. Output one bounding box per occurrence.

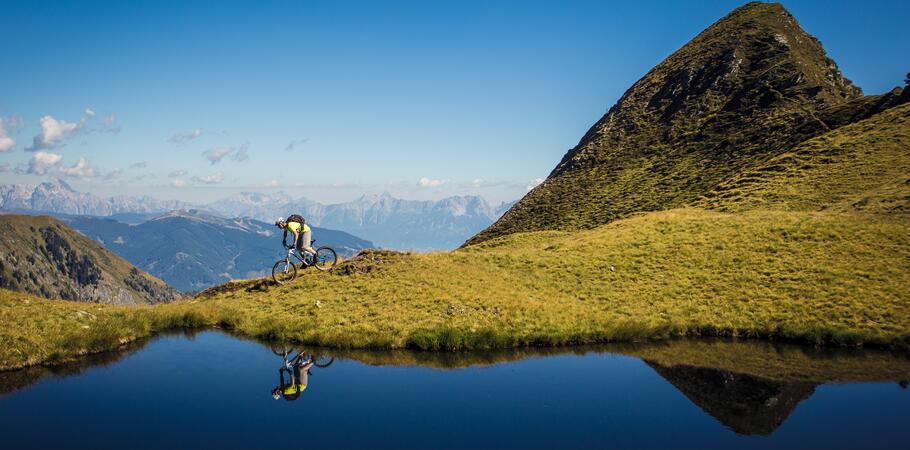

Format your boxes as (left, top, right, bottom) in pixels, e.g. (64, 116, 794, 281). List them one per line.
(62, 210, 373, 292)
(1, 179, 515, 250)
(0, 214, 180, 304)
(0, 179, 191, 216)
(209, 192, 515, 250)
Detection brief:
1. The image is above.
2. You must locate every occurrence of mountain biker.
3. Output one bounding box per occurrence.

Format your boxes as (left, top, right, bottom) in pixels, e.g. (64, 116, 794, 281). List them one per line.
(275, 214, 315, 257)
(271, 356, 316, 401)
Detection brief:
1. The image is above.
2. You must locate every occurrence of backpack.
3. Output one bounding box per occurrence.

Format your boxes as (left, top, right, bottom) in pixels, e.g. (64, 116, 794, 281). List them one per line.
(286, 214, 305, 225)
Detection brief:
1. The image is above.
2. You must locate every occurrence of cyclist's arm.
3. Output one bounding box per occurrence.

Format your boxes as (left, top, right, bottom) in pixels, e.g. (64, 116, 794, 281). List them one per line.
(282, 229, 289, 247)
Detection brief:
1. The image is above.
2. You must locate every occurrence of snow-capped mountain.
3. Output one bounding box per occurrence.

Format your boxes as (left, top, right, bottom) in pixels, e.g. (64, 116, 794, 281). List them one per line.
(209, 192, 514, 250)
(1, 179, 191, 216)
(1, 180, 516, 250)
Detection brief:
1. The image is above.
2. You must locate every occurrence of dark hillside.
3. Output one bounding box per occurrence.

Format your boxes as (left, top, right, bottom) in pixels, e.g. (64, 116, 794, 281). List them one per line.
(0, 214, 179, 304)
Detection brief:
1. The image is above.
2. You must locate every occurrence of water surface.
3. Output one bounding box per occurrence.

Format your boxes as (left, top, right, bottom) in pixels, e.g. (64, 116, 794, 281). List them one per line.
(1, 331, 908, 449)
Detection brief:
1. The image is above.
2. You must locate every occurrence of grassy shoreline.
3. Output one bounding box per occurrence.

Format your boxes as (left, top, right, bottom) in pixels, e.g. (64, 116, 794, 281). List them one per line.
(2, 208, 908, 371)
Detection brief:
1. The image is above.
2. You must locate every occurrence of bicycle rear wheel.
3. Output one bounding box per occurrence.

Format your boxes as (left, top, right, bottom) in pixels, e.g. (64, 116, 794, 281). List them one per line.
(314, 247, 338, 271)
(272, 259, 297, 284)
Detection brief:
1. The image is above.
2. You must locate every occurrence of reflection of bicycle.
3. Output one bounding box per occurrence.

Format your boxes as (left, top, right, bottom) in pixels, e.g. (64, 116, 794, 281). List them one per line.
(272, 239, 338, 285)
(270, 345, 334, 401)
(271, 345, 335, 369)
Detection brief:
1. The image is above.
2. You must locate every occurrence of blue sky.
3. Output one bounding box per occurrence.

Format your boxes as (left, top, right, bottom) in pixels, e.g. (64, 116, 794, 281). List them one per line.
(1, 0, 907, 204)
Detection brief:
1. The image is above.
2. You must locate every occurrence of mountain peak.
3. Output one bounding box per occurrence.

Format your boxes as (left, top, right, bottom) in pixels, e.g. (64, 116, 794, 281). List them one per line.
(556, 0, 861, 175)
(468, 2, 870, 245)
(38, 178, 76, 192)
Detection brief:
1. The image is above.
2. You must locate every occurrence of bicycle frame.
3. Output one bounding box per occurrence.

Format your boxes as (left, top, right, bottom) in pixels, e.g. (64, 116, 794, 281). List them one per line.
(284, 247, 314, 266)
(277, 347, 310, 370)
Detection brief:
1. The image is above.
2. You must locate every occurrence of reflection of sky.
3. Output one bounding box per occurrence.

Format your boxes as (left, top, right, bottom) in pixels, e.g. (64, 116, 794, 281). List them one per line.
(0, 331, 907, 449)
(1, 1, 908, 205)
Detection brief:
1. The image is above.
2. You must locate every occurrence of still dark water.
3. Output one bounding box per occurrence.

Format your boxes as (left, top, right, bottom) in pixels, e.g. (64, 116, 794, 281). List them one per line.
(1, 331, 908, 449)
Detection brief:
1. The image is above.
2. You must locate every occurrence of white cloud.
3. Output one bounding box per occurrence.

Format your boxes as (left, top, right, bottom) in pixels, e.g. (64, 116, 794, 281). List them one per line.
(202, 147, 232, 164)
(103, 114, 116, 125)
(168, 170, 188, 178)
(526, 177, 545, 191)
(0, 116, 23, 153)
(170, 179, 187, 188)
(26, 115, 84, 151)
(471, 178, 484, 188)
(417, 177, 448, 188)
(0, 134, 14, 153)
(28, 151, 63, 175)
(168, 128, 202, 144)
(192, 172, 224, 184)
(84, 108, 96, 118)
(265, 179, 281, 187)
(54, 156, 120, 180)
(59, 157, 100, 179)
(202, 143, 249, 164)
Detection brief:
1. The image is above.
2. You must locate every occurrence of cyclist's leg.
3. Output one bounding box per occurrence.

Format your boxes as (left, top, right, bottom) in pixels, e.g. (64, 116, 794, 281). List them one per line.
(295, 232, 305, 254)
(301, 230, 314, 254)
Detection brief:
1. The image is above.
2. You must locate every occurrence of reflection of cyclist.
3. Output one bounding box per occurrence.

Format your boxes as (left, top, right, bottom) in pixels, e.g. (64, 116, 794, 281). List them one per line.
(275, 214, 315, 256)
(272, 355, 315, 402)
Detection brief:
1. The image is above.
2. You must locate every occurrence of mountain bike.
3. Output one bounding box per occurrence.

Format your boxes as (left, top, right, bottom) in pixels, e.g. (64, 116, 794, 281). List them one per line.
(271, 345, 335, 368)
(271, 239, 338, 285)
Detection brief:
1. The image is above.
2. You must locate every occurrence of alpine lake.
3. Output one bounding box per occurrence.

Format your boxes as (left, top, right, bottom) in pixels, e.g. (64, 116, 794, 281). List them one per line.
(1, 331, 908, 449)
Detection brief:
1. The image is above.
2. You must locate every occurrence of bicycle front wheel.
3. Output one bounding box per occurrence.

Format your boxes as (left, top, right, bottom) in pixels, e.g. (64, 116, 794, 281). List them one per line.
(272, 259, 297, 284)
(314, 247, 338, 271)
(271, 345, 294, 357)
(314, 355, 334, 368)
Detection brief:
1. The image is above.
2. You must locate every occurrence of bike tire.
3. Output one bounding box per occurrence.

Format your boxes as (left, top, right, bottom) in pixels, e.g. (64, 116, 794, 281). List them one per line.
(272, 259, 297, 284)
(314, 247, 338, 271)
(271, 345, 293, 357)
(314, 356, 334, 368)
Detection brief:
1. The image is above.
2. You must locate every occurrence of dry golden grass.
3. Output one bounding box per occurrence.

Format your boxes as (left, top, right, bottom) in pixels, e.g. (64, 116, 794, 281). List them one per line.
(3, 207, 908, 370)
(181, 208, 910, 351)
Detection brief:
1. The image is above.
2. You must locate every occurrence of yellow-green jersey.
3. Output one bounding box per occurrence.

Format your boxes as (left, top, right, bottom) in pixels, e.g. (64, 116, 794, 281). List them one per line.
(286, 221, 311, 234)
(283, 383, 306, 395)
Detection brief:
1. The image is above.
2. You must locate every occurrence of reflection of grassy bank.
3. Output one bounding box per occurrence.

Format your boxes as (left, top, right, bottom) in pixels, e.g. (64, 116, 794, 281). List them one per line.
(289, 339, 910, 383)
(2, 207, 910, 371)
(612, 339, 910, 383)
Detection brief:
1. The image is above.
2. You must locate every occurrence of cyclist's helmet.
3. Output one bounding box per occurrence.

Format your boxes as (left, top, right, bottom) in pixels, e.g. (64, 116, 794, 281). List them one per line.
(274, 217, 286, 228)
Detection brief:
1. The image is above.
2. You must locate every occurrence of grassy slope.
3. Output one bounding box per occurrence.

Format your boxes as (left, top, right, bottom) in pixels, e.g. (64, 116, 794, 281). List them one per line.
(3, 208, 906, 369)
(0, 289, 204, 370)
(700, 102, 910, 214)
(186, 209, 907, 351)
(145, 103, 910, 351)
(2, 101, 909, 369)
